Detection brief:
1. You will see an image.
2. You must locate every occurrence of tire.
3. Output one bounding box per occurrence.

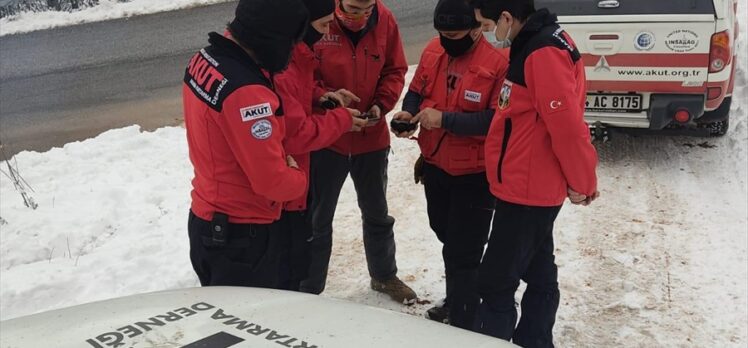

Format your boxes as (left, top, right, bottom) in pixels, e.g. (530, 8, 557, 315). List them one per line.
(705, 118, 730, 137)
(698, 97, 732, 137)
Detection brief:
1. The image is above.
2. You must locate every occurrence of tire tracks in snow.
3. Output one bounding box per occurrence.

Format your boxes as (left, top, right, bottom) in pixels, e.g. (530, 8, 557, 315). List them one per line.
(556, 133, 746, 347)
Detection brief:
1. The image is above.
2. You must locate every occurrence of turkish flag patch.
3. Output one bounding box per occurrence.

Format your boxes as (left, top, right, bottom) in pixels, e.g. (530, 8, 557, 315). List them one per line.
(541, 96, 570, 115)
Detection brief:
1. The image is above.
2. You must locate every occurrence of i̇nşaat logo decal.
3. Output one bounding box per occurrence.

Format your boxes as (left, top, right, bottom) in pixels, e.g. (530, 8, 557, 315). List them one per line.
(665, 30, 699, 53)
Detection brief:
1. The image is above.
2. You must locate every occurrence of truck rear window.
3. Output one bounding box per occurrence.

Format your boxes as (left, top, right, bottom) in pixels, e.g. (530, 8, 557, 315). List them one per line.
(535, 0, 716, 16)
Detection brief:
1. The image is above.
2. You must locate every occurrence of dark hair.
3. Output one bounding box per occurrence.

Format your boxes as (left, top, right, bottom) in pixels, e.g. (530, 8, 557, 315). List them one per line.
(469, 0, 535, 22)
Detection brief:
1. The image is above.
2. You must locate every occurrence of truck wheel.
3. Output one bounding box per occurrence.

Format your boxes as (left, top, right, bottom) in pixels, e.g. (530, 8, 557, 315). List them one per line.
(705, 118, 729, 137)
(699, 97, 732, 137)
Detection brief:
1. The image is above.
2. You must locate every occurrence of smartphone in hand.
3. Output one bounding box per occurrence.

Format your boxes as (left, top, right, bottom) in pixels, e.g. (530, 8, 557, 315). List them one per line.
(357, 112, 381, 126)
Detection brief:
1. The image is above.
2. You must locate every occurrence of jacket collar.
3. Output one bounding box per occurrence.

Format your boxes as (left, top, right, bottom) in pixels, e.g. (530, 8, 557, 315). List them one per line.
(510, 9, 558, 58)
(210, 31, 270, 81)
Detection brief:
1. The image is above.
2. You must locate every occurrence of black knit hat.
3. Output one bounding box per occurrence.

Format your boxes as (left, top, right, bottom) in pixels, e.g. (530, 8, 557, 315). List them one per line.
(229, 0, 309, 48)
(304, 0, 335, 21)
(433, 0, 479, 31)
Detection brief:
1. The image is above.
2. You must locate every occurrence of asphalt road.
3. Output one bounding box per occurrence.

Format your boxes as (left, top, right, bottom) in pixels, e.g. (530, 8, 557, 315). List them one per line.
(0, 0, 437, 156)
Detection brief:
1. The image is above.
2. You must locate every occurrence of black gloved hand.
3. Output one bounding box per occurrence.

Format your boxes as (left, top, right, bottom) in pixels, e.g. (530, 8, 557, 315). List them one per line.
(414, 155, 425, 185)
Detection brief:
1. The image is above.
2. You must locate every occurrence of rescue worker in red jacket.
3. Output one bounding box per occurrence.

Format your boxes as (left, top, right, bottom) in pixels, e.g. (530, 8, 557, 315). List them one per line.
(470, 1, 599, 345)
(273, 0, 368, 292)
(183, 0, 309, 288)
(392, 0, 509, 329)
(301, 0, 416, 304)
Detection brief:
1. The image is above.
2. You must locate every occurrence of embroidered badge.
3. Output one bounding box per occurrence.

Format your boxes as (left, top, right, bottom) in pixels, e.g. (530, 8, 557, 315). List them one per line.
(251, 119, 273, 140)
(498, 81, 512, 110)
(240, 103, 273, 122)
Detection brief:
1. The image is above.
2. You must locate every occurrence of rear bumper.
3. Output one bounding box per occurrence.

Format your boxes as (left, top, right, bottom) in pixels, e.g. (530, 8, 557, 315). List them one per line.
(648, 94, 705, 129)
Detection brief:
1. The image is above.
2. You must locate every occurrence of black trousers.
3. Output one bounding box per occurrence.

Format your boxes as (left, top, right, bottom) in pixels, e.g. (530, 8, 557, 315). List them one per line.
(277, 210, 312, 292)
(188, 211, 287, 288)
(474, 199, 563, 348)
(300, 148, 398, 294)
(422, 162, 495, 330)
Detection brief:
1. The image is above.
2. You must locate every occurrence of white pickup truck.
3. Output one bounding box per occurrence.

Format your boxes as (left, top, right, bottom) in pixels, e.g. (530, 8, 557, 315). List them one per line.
(537, 0, 740, 137)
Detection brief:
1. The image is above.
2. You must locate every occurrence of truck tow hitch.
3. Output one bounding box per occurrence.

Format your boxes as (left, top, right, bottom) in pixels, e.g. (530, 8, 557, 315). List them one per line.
(590, 122, 610, 143)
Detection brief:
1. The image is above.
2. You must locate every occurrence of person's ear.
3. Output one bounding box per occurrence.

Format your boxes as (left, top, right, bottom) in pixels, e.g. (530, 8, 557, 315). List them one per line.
(500, 11, 513, 28)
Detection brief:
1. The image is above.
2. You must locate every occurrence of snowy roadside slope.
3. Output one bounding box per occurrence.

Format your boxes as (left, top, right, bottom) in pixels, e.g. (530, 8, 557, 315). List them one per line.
(0, 127, 197, 317)
(1, 8, 746, 347)
(0, 0, 233, 36)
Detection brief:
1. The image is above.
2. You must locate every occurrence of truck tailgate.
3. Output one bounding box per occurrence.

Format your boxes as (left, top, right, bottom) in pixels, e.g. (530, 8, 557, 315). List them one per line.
(564, 20, 714, 93)
(536, 0, 717, 127)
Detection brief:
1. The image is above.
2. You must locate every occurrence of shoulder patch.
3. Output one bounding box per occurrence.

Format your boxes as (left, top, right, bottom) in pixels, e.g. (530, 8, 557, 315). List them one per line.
(251, 119, 273, 140)
(184, 50, 229, 110)
(498, 80, 512, 110)
(240, 103, 273, 122)
(183, 39, 272, 112)
(541, 96, 570, 115)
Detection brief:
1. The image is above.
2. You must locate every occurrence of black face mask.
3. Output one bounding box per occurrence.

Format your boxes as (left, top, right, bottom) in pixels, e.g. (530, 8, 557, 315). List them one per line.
(303, 25, 324, 48)
(253, 39, 295, 73)
(439, 32, 475, 57)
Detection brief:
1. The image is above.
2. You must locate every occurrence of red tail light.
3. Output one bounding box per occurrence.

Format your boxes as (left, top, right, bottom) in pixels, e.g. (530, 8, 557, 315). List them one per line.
(709, 31, 731, 73)
(674, 109, 691, 123)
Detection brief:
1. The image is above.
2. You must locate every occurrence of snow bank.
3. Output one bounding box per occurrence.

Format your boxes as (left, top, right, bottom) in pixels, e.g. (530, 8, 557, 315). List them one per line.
(0, 0, 233, 36)
(0, 126, 197, 318)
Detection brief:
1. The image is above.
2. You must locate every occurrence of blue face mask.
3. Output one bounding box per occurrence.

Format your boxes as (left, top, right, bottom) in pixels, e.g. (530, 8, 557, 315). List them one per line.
(482, 28, 500, 46)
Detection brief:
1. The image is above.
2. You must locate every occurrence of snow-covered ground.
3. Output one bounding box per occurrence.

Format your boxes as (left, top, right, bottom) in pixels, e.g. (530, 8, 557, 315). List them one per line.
(0, 0, 233, 36)
(2, 4, 747, 347)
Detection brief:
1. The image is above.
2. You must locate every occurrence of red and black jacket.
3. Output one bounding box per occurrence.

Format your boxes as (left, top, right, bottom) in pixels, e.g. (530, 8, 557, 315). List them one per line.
(183, 32, 306, 224)
(485, 10, 598, 207)
(312, 1, 408, 155)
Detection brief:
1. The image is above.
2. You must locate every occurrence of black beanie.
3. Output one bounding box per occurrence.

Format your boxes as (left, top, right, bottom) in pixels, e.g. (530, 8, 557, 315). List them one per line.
(433, 0, 479, 31)
(304, 0, 335, 21)
(229, 0, 309, 48)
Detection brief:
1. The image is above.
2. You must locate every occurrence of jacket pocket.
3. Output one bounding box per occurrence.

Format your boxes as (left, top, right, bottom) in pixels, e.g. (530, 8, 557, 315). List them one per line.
(497, 118, 512, 183)
(446, 136, 482, 170)
(417, 128, 448, 161)
(458, 65, 497, 112)
(413, 51, 441, 96)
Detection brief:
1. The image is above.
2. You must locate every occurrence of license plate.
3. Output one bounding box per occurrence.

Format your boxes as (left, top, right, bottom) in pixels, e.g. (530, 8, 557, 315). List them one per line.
(585, 94, 642, 113)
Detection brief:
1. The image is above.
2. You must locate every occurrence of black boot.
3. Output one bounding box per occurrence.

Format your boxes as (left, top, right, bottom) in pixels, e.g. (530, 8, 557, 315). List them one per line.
(425, 298, 450, 324)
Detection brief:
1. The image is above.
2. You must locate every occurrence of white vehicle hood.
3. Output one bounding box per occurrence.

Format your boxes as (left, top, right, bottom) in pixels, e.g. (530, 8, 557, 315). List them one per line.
(0, 287, 516, 348)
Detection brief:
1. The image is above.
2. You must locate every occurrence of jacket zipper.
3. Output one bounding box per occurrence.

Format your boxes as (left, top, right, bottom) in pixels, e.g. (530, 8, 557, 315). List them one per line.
(349, 38, 357, 158)
(497, 118, 512, 184)
(363, 46, 369, 84)
(362, 45, 370, 137)
(422, 57, 449, 159)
